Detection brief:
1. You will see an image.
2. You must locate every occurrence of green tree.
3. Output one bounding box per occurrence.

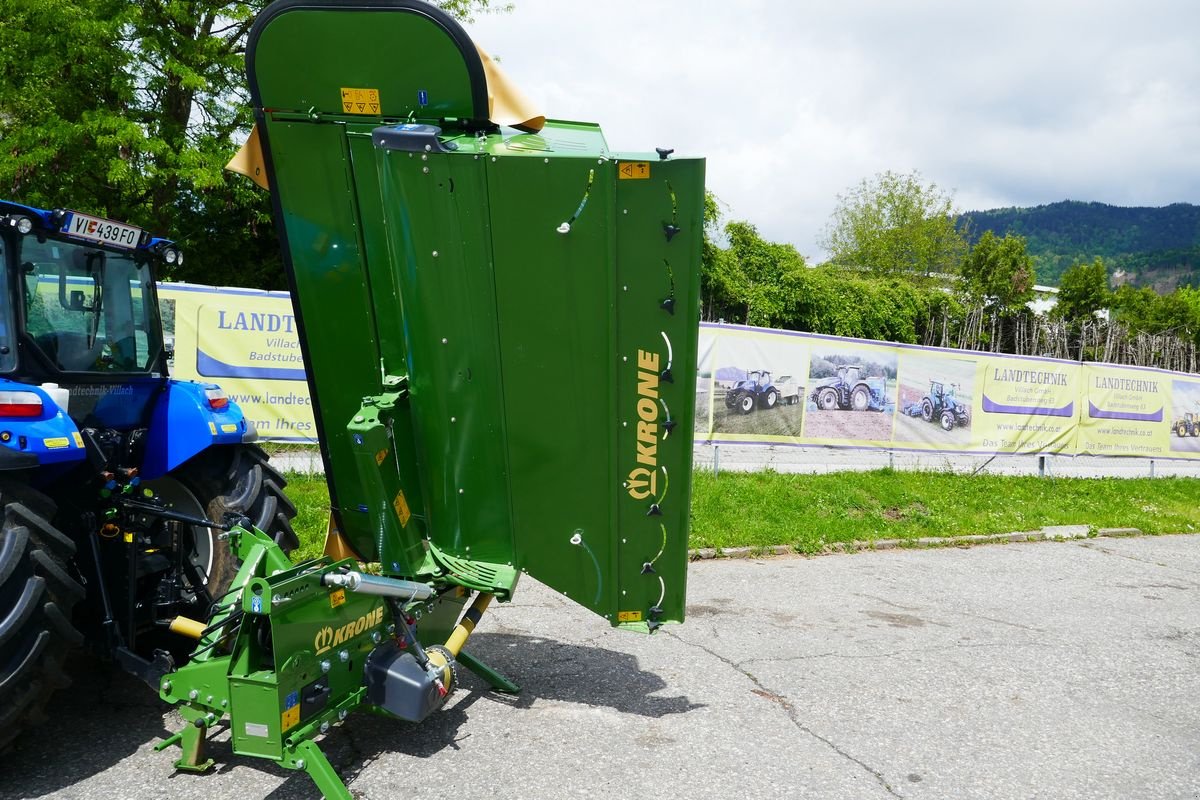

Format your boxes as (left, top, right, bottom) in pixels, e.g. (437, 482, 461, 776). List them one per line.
(821, 170, 967, 277)
(723, 221, 809, 327)
(1054, 257, 1111, 323)
(960, 231, 1036, 312)
(0, 0, 504, 289)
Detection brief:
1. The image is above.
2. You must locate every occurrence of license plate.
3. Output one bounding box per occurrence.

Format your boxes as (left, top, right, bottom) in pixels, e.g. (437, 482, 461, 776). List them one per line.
(61, 212, 143, 250)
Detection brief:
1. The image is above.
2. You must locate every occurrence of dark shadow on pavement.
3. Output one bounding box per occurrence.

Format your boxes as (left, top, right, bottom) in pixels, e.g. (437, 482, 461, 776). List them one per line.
(0, 634, 701, 800)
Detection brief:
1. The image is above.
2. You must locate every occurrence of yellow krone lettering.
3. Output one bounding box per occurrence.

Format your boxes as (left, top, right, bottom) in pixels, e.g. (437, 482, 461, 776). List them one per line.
(627, 349, 662, 500)
(314, 605, 385, 654)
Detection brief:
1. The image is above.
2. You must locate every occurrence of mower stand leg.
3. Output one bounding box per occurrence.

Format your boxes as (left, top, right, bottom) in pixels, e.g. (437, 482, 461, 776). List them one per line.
(459, 649, 521, 694)
(286, 739, 352, 800)
(169, 719, 215, 774)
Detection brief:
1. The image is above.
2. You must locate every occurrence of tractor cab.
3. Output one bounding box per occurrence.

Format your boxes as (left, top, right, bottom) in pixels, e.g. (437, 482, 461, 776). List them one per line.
(0, 201, 253, 482)
(746, 369, 771, 389)
(0, 203, 174, 424)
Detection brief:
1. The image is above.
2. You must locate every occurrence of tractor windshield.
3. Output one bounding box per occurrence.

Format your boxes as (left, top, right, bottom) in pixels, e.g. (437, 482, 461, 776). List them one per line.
(19, 236, 163, 373)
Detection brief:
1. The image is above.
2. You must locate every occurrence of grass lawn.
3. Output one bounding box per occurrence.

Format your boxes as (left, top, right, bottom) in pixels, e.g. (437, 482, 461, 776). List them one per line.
(282, 467, 1199, 559)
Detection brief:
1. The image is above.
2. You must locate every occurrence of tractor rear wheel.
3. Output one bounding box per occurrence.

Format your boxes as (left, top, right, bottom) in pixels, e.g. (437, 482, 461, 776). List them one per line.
(146, 444, 298, 599)
(0, 482, 84, 752)
(921, 399, 934, 422)
(764, 389, 779, 409)
(818, 388, 839, 410)
(851, 387, 871, 412)
(737, 392, 755, 415)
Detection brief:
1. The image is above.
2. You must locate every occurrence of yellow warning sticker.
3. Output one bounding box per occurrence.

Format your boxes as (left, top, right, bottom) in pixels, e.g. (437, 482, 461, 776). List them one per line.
(43, 437, 69, 450)
(123, 532, 134, 544)
(341, 87, 381, 115)
(208, 422, 217, 435)
(375, 448, 389, 466)
(281, 705, 300, 732)
(617, 610, 643, 623)
(221, 423, 238, 433)
(393, 489, 411, 528)
(330, 588, 346, 609)
(618, 162, 650, 180)
(71, 432, 84, 448)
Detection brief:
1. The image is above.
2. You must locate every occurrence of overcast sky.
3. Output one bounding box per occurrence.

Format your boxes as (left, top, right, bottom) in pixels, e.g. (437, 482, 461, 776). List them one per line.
(467, 1, 1200, 261)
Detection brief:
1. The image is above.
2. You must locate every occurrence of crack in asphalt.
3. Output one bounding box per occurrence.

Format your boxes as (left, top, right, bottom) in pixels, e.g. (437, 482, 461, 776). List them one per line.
(737, 638, 1048, 666)
(662, 629, 901, 798)
(855, 592, 1046, 633)
(1076, 541, 1200, 574)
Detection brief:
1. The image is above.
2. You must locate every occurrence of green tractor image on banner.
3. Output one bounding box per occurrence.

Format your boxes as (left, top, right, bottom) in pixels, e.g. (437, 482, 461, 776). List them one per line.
(155, 1, 705, 797)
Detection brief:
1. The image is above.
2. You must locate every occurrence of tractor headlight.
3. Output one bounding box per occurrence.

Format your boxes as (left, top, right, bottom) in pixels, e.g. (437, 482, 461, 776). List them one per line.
(4, 215, 33, 235)
(163, 248, 179, 265)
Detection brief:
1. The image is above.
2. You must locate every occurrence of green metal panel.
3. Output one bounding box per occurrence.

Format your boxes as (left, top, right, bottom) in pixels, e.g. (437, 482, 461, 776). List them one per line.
(482, 155, 617, 616)
(261, 120, 390, 559)
(246, 0, 703, 627)
(250, 3, 487, 122)
(613, 158, 705, 629)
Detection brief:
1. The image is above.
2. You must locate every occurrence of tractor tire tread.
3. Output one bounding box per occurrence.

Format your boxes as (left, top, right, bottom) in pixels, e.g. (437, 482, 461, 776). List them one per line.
(0, 484, 84, 753)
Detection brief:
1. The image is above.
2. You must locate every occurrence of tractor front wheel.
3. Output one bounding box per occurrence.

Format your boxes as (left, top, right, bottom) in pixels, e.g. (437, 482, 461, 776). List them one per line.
(0, 482, 84, 752)
(737, 392, 755, 415)
(818, 388, 839, 410)
(145, 444, 298, 599)
(940, 411, 955, 432)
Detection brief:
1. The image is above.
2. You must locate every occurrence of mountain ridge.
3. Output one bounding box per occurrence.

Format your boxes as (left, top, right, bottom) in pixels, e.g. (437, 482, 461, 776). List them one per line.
(959, 200, 1200, 290)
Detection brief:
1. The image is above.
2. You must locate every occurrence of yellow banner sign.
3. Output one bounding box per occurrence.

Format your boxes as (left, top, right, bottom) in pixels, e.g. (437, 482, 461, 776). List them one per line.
(695, 323, 1200, 460)
(159, 283, 317, 442)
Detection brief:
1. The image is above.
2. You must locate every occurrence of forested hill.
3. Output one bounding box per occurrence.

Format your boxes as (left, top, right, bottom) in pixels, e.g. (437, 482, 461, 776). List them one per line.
(959, 201, 1200, 290)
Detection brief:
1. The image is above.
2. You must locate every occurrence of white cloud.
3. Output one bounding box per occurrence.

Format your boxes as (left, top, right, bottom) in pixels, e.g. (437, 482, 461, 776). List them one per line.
(468, 0, 1200, 259)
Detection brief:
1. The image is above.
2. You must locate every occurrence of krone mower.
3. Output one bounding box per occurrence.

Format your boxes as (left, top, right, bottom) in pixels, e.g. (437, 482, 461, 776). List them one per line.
(156, 2, 705, 797)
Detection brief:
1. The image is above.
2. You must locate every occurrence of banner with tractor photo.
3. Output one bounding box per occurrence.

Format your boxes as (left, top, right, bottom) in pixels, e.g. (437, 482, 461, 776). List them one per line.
(695, 323, 1200, 460)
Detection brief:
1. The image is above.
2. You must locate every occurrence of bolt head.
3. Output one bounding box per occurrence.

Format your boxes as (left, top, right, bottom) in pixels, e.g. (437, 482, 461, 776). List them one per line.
(188, 689, 199, 700)
(162, 681, 172, 693)
(320, 721, 330, 734)
(339, 709, 348, 721)
(296, 759, 306, 770)
(372, 631, 382, 644)
(321, 660, 332, 673)
(338, 650, 350, 663)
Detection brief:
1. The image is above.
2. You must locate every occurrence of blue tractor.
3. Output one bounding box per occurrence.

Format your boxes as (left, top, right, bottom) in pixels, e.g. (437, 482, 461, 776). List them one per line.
(904, 381, 970, 431)
(724, 369, 782, 414)
(0, 201, 296, 748)
(809, 364, 887, 412)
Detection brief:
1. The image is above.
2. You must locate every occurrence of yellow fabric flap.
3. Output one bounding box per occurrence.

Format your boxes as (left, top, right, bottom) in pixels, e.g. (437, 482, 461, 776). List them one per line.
(226, 124, 270, 190)
(476, 44, 545, 132)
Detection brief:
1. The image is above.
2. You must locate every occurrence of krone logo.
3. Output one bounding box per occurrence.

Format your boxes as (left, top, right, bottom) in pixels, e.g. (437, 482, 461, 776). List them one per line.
(626, 466, 658, 500)
(626, 348, 662, 500)
(314, 606, 385, 654)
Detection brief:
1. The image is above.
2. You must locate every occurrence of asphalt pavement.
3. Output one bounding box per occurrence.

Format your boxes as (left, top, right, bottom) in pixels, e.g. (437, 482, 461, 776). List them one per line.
(4, 534, 1200, 800)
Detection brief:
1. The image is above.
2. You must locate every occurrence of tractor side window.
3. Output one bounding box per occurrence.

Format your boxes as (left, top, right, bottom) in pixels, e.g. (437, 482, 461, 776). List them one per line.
(0, 238, 13, 372)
